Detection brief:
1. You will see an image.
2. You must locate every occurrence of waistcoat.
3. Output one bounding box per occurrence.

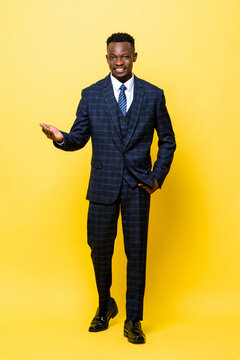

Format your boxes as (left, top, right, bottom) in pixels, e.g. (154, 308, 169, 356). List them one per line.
(117, 104, 138, 188)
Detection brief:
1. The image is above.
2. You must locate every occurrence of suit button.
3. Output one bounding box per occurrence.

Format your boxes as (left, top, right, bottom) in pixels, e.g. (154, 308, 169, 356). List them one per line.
(123, 152, 126, 157)
(122, 120, 126, 124)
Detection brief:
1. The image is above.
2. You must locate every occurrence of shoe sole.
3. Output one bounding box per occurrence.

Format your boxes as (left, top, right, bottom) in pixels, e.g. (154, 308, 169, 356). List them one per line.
(124, 330, 145, 344)
(111, 308, 118, 319)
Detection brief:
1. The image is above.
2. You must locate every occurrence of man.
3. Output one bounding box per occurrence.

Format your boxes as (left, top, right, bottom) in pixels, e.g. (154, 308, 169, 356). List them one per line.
(40, 32, 176, 344)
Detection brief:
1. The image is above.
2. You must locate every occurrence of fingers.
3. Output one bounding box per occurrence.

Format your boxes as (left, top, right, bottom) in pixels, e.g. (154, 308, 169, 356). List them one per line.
(138, 182, 158, 194)
(40, 123, 51, 131)
(40, 123, 55, 140)
(40, 123, 62, 141)
(41, 124, 51, 138)
(138, 183, 152, 194)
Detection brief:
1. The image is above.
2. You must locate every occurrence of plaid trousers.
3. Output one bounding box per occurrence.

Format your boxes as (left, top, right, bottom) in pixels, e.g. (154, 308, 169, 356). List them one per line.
(87, 177, 150, 321)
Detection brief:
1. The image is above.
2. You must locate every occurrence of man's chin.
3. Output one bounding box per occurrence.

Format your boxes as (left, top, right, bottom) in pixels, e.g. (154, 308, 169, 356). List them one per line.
(112, 72, 132, 82)
(113, 71, 126, 77)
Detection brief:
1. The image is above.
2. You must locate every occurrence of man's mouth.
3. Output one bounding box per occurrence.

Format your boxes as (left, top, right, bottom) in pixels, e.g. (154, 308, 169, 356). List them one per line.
(115, 68, 125, 73)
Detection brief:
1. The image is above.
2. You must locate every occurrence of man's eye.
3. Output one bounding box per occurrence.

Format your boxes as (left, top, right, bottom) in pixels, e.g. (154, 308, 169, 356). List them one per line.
(110, 56, 116, 60)
(123, 56, 129, 59)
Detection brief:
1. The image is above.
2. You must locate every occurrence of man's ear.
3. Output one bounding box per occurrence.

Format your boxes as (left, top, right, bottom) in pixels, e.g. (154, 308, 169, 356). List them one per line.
(133, 52, 138, 62)
(106, 54, 109, 62)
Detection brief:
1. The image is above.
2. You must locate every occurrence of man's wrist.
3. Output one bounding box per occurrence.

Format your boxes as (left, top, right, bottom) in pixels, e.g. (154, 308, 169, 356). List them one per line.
(55, 138, 64, 145)
(154, 177, 160, 189)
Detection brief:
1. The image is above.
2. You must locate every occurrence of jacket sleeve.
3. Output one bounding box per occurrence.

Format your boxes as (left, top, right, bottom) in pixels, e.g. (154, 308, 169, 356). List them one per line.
(152, 91, 176, 188)
(53, 89, 90, 151)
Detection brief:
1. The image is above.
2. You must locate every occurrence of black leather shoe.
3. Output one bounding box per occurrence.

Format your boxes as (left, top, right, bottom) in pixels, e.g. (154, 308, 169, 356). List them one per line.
(88, 298, 118, 332)
(124, 320, 146, 344)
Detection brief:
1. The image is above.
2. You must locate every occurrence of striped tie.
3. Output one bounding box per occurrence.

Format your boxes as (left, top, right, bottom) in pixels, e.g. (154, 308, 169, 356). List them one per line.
(118, 84, 127, 116)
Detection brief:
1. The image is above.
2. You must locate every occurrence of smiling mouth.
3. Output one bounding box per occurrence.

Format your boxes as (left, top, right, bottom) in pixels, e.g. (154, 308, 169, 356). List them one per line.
(115, 68, 125, 73)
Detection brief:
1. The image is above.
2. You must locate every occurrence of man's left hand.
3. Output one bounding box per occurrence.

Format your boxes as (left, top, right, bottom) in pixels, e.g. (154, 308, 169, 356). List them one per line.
(138, 178, 159, 194)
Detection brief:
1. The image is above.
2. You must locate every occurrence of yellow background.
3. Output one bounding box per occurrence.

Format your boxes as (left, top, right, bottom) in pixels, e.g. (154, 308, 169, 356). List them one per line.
(0, 0, 239, 359)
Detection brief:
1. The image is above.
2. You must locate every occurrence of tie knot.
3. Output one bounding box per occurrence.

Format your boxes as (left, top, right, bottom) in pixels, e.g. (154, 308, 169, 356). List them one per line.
(120, 84, 126, 92)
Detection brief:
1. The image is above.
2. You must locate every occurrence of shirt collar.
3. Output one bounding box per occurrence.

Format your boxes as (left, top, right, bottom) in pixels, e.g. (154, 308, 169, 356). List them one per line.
(110, 73, 134, 92)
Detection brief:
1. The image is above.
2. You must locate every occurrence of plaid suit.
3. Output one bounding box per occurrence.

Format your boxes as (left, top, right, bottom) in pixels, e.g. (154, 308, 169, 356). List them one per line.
(54, 73, 176, 320)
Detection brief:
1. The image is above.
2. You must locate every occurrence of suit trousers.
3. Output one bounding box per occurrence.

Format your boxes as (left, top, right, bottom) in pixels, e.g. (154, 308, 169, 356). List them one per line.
(87, 177, 150, 321)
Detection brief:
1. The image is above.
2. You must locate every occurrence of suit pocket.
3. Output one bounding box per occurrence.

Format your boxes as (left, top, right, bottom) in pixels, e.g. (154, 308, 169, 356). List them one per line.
(91, 159, 102, 169)
(133, 160, 152, 170)
(139, 111, 155, 127)
(140, 110, 154, 118)
(141, 110, 154, 116)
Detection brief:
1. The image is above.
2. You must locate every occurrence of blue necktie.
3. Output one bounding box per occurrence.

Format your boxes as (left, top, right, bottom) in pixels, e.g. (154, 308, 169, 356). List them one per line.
(118, 84, 127, 116)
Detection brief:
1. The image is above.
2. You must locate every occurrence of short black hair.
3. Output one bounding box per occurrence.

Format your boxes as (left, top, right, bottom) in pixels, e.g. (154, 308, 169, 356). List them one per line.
(106, 32, 135, 49)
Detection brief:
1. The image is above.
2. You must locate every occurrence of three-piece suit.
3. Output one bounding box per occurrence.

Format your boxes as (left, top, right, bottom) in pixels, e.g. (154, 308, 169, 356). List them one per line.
(53, 73, 176, 321)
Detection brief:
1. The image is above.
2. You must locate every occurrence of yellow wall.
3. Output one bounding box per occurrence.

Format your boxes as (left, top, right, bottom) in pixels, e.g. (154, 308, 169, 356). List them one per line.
(0, 0, 239, 359)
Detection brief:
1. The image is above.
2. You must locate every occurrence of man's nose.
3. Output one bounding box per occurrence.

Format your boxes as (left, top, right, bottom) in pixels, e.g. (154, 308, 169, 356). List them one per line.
(115, 57, 124, 65)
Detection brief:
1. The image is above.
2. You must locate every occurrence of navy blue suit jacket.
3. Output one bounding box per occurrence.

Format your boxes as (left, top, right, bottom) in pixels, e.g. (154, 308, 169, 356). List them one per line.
(54, 73, 176, 204)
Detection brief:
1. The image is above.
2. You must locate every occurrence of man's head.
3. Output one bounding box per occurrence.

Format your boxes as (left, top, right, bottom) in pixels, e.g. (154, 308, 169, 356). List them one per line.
(106, 32, 137, 83)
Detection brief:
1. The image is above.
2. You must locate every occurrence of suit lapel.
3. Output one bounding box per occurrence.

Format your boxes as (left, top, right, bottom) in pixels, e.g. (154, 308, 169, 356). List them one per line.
(123, 75, 144, 151)
(103, 74, 122, 143)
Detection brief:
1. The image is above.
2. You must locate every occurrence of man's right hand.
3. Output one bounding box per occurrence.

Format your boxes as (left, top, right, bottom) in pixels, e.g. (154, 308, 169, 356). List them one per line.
(40, 123, 64, 142)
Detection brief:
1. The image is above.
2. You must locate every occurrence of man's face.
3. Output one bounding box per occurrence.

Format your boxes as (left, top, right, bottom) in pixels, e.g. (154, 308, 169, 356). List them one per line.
(106, 42, 137, 83)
